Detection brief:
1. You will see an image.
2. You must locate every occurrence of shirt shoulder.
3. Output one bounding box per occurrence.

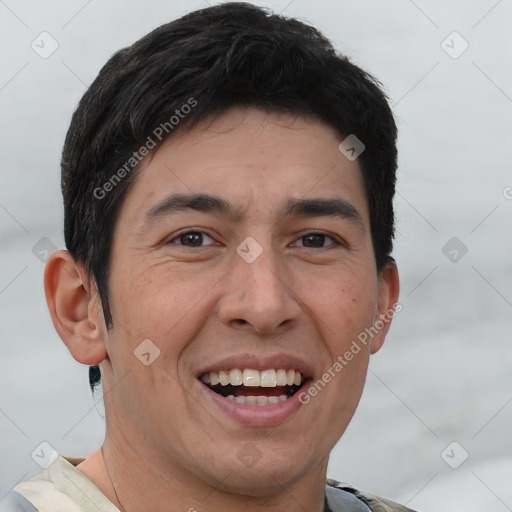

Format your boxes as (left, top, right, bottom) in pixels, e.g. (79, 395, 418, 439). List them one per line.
(14, 452, 119, 512)
(326, 478, 418, 512)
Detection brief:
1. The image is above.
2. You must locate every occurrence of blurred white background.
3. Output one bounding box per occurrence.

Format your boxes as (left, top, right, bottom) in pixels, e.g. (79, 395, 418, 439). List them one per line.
(1, 1, 511, 510)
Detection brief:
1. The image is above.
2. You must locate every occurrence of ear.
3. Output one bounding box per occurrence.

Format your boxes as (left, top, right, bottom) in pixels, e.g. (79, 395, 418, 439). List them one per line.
(370, 260, 400, 355)
(44, 250, 108, 365)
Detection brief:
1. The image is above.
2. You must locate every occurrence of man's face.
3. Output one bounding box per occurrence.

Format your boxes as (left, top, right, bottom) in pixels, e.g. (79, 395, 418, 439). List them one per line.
(101, 108, 396, 495)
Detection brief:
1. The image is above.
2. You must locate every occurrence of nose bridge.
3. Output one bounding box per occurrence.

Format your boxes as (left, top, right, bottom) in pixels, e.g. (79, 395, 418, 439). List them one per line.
(219, 237, 300, 334)
(242, 246, 285, 298)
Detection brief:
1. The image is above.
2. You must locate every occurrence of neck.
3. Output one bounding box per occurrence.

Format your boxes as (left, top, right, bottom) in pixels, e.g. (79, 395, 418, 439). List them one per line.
(79, 429, 328, 512)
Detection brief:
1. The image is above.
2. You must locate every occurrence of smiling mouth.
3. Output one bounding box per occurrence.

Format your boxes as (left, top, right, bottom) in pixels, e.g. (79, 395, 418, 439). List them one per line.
(199, 368, 307, 405)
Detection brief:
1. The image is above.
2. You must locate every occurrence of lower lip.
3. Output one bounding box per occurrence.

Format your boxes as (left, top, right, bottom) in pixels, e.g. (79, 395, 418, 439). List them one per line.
(197, 380, 310, 428)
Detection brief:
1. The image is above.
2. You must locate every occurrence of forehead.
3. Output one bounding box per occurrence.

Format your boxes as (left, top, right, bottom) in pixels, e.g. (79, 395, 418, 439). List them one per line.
(120, 108, 369, 225)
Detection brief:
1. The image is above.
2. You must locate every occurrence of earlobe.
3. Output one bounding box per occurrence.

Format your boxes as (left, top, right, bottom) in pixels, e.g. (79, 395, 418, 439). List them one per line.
(44, 250, 108, 365)
(370, 260, 400, 355)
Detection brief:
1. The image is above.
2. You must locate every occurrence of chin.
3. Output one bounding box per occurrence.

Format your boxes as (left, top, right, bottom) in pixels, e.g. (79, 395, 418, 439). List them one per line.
(216, 447, 318, 497)
(217, 470, 304, 498)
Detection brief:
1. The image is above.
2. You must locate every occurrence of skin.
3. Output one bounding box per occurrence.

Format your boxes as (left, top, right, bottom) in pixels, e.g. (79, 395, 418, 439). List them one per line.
(45, 108, 399, 512)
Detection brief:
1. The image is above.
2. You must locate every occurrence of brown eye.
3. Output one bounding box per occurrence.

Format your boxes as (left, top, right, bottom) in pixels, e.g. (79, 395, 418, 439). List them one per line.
(180, 232, 204, 246)
(167, 230, 217, 247)
(290, 232, 339, 249)
(302, 234, 326, 248)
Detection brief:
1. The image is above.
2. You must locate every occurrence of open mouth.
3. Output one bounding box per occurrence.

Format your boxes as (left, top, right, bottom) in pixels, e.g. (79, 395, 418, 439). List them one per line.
(200, 368, 307, 406)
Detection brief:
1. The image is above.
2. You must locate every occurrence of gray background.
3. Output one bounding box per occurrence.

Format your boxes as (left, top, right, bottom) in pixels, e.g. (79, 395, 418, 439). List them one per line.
(1, 0, 511, 510)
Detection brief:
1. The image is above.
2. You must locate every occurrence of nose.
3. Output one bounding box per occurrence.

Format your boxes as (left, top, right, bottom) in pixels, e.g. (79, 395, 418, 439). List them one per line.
(217, 246, 301, 335)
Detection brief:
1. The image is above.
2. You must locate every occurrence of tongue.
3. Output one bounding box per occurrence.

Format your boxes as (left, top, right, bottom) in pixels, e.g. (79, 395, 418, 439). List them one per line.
(235, 386, 289, 397)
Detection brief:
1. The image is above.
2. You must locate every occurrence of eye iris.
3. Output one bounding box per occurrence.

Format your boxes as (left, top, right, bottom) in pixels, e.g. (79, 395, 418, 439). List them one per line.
(303, 234, 325, 248)
(181, 232, 203, 246)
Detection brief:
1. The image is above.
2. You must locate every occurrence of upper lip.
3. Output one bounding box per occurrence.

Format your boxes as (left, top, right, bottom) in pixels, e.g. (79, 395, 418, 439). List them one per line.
(196, 353, 314, 379)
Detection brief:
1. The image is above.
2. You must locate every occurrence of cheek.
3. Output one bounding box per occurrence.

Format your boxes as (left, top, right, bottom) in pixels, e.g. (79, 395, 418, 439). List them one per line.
(294, 264, 378, 337)
(111, 264, 220, 364)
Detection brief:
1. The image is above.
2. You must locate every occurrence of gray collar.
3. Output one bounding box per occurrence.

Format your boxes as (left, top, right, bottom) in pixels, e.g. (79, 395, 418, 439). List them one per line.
(325, 484, 372, 512)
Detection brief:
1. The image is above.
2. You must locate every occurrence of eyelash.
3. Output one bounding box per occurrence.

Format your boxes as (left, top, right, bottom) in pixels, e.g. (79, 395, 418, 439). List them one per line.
(166, 229, 341, 249)
(167, 230, 218, 247)
(292, 232, 339, 248)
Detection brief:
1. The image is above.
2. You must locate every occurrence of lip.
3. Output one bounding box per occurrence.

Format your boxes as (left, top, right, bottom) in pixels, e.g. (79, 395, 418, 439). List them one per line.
(195, 353, 314, 378)
(194, 353, 314, 428)
(196, 377, 313, 428)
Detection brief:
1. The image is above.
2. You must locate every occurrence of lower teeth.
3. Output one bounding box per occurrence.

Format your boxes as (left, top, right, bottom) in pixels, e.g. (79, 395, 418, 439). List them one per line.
(225, 395, 288, 405)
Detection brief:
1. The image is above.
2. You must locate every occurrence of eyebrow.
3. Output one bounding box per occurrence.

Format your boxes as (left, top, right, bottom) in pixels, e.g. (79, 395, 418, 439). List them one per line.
(283, 197, 364, 230)
(144, 193, 240, 223)
(143, 193, 364, 230)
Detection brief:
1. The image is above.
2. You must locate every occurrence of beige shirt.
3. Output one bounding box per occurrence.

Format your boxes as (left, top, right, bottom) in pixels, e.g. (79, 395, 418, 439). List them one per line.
(15, 452, 119, 512)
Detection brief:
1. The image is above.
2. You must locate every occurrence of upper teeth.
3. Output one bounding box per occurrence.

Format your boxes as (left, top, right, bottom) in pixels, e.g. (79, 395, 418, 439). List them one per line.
(201, 369, 302, 387)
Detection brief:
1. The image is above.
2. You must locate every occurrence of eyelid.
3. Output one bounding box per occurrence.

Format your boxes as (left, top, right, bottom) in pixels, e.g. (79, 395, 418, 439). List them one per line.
(166, 228, 218, 246)
(290, 230, 344, 248)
